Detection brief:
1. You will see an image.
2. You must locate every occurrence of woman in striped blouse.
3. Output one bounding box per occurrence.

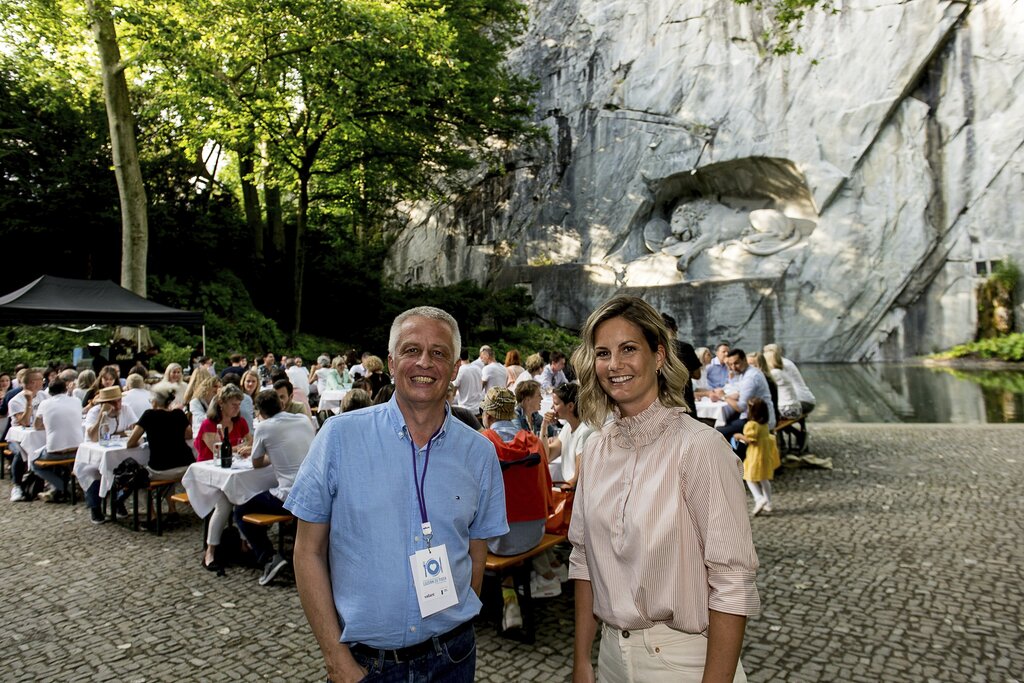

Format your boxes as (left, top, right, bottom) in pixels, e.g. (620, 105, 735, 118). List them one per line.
(568, 296, 760, 682)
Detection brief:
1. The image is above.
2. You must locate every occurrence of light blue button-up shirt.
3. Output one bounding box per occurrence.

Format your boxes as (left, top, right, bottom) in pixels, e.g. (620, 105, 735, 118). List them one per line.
(285, 396, 508, 648)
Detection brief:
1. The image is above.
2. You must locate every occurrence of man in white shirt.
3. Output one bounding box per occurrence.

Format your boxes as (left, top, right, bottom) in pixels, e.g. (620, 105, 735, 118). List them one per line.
(122, 374, 154, 418)
(350, 351, 372, 380)
(479, 346, 507, 392)
(453, 349, 485, 414)
(32, 378, 84, 502)
(84, 386, 138, 442)
(539, 351, 568, 391)
(285, 357, 311, 405)
(234, 389, 315, 585)
(7, 369, 48, 501)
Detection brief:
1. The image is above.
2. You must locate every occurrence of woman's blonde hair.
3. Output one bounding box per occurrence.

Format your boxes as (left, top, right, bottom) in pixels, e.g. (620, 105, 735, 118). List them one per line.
(207, 384, 244, 421)
(183, 369, 218, 405)
(363, 355, 384, 374)
(240, 369, 260, 397)
(524, 353, 544, 374)
(571, 296, 690, 426)
(762, 345, 784, 371)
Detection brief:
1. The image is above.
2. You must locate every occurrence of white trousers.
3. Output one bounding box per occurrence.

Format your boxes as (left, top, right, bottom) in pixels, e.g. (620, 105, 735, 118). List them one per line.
(597, 623, 748, 683)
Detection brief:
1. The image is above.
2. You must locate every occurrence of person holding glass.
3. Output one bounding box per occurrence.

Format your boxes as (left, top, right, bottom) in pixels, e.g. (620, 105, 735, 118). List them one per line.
(194, 384, 252, 571)
(569, 296, 759, 683)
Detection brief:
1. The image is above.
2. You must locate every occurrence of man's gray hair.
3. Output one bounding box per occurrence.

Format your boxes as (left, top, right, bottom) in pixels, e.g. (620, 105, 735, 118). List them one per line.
(388, 306, 461, 361)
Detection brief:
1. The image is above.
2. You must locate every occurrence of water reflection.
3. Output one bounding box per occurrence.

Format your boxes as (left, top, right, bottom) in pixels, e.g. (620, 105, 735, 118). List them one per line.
(799, 364, 1024, 424)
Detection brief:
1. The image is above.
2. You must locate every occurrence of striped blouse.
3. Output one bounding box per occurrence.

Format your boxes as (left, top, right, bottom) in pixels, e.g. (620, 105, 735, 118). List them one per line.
(568, 399, 760, 633)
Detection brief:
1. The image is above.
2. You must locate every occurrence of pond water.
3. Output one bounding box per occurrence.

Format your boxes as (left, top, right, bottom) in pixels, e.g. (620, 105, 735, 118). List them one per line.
(799, 363, 1024, 424)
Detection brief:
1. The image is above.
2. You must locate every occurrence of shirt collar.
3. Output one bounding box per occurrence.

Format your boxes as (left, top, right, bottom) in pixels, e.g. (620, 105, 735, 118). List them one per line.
(611, 399, 674, 448)
(385, 393, 451, 445)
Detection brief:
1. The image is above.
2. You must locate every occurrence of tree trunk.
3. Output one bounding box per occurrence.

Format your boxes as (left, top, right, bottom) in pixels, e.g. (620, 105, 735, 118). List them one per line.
(293, 174, 309, 335)
(87, 0, 148, 297)
(237, 147, 264, 256)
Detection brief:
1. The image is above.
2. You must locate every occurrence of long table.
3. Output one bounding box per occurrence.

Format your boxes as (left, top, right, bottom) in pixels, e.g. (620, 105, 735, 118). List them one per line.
(6, 426, 47, 466)
(181, 459, 278, 519)
(73, 439, 150, 499)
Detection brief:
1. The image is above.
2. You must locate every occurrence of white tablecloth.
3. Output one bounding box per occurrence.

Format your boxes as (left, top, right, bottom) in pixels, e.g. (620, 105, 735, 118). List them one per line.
(73, 440, 151, 497)
(7, 426, 48, 466)
(695, 398, 729, 427)
(318, 389, 349, 412)
(181, 459, 278, 519)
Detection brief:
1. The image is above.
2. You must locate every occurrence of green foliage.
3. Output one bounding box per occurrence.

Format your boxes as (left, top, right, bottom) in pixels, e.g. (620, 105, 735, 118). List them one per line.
(487, 324, 582, 362)
(930, 333, 1024, 362)
(732, 0, 836, 56)
(990, 259, 1020, 292)
(0, 325, 112, 368)
(147, 340, 193, 371)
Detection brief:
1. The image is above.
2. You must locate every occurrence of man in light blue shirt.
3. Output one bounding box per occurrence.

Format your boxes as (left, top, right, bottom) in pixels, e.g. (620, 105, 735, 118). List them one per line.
(715, 348, 776, 453)
(705, 342, 731, 389)
(286, 306, 508, 683)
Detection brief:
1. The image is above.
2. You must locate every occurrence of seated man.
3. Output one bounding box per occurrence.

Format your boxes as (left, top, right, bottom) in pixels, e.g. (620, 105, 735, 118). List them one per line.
(32, 377, 84, 503)
(84, 386, 138, 442)
(479, 387, 561, 629)
(715, 348, 776, 456)
(7, 368, 48, 502)
(705, 342, 731, 389)
(273, 378, 313, 421)
(122, 373, 153, 419)
(234, 389, 315, 586)
(538, 351, 568, 391)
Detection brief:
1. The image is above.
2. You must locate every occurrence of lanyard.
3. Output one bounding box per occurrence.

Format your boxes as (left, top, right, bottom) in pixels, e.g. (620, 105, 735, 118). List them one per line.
(410, 425, 443, 548)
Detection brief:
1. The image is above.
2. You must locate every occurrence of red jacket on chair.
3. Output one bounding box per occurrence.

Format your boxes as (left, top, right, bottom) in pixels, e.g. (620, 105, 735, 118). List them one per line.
(481, 429, 553, 523)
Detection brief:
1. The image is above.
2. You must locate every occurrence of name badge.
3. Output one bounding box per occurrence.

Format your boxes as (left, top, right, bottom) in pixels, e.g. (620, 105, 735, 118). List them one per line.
(409, 544, 459, 617)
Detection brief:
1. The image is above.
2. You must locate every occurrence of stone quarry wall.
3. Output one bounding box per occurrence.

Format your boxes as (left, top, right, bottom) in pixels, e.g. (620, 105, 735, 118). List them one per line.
(385, 0, 1024, 361)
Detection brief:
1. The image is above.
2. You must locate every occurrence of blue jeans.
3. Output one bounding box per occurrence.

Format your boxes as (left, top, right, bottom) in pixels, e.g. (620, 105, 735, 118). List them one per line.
(9, 442, 25, 485)
(717, 417, 748, 459)
(234, 491, 286, 566)
(345, 624, 476, 683)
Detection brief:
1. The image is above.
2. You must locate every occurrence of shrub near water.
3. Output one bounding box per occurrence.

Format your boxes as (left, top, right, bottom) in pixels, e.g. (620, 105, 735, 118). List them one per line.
(931, 333, 1024, 362)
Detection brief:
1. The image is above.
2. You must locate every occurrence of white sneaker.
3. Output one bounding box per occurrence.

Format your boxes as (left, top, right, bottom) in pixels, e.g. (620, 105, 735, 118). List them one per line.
(10, 486, 24, 502)
(530, 572, 562, 598)
(762, 502, 774, 514)
(258, 554, 288, 586)
(752, 499, 766, 516)
(502, 596, 523, 631)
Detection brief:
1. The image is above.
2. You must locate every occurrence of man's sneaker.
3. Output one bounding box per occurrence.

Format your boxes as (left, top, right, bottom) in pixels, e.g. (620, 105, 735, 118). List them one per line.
(501, 589, 523, 631)
(529, 572, 562, 599)
(90, 507, 106, 524)
(258, 554, 288, 586)
(10, 486, 24, 502)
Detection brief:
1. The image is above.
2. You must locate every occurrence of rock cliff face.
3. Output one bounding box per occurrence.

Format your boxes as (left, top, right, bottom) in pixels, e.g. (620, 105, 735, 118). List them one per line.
(385, 0, 1024, 361)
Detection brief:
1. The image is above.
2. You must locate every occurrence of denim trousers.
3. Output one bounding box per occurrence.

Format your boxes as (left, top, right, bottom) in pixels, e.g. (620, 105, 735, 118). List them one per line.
(345, 623, 476, 683)
(233, 490, 286, 565)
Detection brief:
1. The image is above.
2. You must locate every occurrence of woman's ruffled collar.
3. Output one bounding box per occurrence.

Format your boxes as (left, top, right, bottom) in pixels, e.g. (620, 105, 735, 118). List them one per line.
(611, 399, 674, 447)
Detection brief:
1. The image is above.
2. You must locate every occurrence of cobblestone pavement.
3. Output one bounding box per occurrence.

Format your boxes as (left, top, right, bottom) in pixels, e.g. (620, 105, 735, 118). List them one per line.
(2, 424, 1022, 682)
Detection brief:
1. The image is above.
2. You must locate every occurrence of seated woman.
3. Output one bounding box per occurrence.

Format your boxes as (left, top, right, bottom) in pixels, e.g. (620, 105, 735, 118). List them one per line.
(162, 363, 189, 409)
(195, 385, 253, 571)
(362, 355, 389, 401)
(81, 366, 119, 412)
(184, 371, 222, 437)
(504, 349, 526, 387)
(126, 382, 195, 514)
(513, 379, 558, 439)
(73, 369, 95, 404)
(479, 387, 561, 629)
(542, 382, 595, 489)
(513, 353, 544, 389)
(239, 369, 261, 429)
(340, 388, 372, 413)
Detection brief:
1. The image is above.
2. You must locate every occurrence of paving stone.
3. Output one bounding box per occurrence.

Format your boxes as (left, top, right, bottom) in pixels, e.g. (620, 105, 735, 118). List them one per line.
(2, 424, 1022, 681)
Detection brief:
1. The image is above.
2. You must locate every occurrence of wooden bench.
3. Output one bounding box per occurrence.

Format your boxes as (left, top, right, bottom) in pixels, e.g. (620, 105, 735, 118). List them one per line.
(241, 513, 296, 557)
(32, 457, 78, 504)
(484, 533, 567, 643)
(772, 415, 809, 455)
(131, 479, 179, 536)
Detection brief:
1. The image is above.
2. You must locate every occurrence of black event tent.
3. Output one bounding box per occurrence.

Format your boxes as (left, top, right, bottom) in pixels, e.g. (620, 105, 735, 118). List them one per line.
(0, 275, 203, 326)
